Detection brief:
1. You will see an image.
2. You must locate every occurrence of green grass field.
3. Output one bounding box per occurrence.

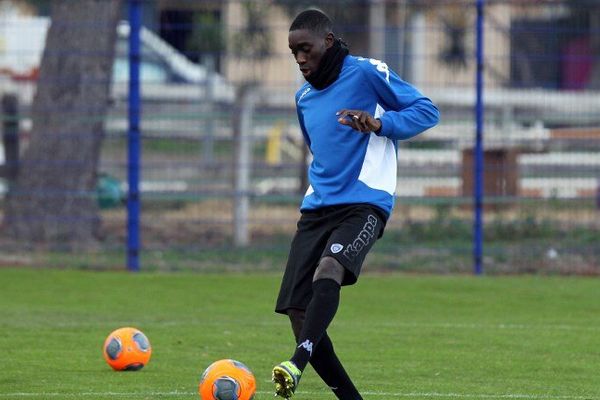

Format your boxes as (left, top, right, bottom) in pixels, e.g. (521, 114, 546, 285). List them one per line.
(0, 268, 599, 399)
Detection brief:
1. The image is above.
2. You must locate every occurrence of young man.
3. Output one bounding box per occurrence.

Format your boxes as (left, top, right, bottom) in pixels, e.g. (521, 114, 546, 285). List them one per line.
(272, 9, 440, 400)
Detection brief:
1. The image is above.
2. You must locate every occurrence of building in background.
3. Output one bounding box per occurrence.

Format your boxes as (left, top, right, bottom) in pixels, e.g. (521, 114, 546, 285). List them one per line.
(2, 0, 598, 95)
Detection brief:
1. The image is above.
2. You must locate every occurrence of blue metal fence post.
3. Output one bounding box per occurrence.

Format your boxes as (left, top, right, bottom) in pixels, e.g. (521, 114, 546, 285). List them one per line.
(127, 0, 141, 271)
(474, 0, 485, 275)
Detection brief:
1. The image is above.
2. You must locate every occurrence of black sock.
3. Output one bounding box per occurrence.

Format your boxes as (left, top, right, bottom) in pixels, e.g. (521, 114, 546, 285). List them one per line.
(291, 278, 340, 371)
(310, 333, 362, 400)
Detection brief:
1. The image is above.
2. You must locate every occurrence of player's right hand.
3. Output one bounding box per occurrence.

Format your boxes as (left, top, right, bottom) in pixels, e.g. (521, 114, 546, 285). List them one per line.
(336, 109, 382, 133)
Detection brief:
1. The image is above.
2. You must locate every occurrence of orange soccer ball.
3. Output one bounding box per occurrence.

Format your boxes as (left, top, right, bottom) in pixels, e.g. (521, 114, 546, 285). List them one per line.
(199, 359, 256, 400)
(102, 327, 152, 371)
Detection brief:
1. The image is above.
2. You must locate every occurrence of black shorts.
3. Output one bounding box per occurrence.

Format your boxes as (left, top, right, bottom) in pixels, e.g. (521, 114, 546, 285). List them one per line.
(275, 203, 387, 314)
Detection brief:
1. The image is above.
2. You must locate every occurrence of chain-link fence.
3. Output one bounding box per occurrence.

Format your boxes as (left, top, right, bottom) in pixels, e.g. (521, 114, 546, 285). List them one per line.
(0, 0, 598, 273)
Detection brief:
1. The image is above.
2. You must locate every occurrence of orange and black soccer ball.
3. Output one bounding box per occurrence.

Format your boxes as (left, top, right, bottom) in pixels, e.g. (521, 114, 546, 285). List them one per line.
(102, 327, 152, 371)
(199, 359, 256, 400)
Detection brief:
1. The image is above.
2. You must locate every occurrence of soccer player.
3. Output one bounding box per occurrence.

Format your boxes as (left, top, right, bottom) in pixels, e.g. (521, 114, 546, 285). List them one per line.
(272, 8, 440, 400)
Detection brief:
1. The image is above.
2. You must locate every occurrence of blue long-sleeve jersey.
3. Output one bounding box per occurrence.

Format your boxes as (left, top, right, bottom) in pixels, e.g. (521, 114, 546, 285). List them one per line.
(296, 55, 440, 217)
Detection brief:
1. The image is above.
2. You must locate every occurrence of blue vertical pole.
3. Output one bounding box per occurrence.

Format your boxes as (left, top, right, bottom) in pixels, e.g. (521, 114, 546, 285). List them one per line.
(474, 0, 485, 275)
(127, 0, 141, 272)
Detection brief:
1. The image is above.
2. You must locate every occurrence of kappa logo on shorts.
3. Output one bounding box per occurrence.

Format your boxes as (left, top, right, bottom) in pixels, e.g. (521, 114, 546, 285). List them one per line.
(330, 243, 344, 254)
(343, 215, 378, 262)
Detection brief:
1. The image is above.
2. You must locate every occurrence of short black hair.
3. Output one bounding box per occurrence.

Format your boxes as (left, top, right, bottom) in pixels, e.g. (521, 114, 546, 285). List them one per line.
(289, 9, 333, 36)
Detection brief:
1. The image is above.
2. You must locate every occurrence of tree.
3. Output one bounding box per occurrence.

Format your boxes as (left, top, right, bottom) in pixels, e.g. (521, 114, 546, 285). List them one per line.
(3, 0, 122, 246)
(186, 11, 225, 67)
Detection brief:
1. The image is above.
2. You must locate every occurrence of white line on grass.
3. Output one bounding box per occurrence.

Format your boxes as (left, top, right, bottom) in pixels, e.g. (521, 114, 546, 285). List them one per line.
(1, 391, 597, 399)
(385, 322, 600, 333)
(19, 320, 600, 333)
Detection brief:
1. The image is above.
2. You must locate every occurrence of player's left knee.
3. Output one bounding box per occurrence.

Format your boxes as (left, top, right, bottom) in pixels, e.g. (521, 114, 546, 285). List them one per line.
(313, 256, 345, 285)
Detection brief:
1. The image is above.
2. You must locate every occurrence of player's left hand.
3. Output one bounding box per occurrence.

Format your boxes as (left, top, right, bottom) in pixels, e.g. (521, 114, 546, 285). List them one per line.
(336, 109, 382, 133)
